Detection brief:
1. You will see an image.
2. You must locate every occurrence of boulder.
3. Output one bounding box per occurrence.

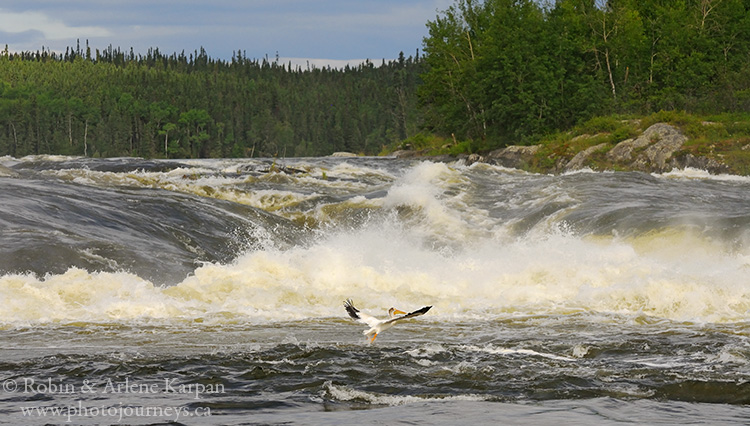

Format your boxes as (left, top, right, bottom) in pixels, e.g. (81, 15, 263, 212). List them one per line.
(391, 150, 419, 159)
(606, 136, 650, 163)
(465, 153, 484, 166)
(607, 123, 687, 172)
(487, 144, 541, 168)
(670, 153, 730, 174)
(563, 143, 608, 172)
(422, 154, 458, 163)
(639, 124, 688, 172)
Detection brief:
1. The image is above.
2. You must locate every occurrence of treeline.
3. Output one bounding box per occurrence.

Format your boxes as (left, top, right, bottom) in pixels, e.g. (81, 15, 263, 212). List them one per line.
(4, 0, 749, 159)
(0, 44, 422, 158)
(419, 0, 750, 146)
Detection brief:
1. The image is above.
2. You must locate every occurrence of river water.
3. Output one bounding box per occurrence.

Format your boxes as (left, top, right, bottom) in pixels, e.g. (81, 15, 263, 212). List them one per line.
(1, 155, 749, 425)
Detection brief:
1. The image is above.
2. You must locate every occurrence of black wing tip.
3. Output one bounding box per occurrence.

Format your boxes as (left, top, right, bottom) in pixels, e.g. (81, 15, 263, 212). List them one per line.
(386, 304, 432, 324)
(415, 306, 432, 315)
(344, 299, 360, 320)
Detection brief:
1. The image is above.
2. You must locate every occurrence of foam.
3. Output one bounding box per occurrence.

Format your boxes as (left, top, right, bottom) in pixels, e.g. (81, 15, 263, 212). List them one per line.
(459, 344, 577, 362)
(322, 381, 490, 406)
(4, 158, 750, 326)
(3, 223, 750, 326)
(382, 161, 494, 243)
(42, 162, 386, 227)
(658, 167, 750, 182)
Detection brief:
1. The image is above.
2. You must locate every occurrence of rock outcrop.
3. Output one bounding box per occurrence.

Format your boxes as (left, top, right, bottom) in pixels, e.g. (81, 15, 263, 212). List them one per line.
(464, 153, 485, 166)
(486, 144, 541, 168)
(475, 123, 728, 174)
(669, 153, 730, 174)
(563, 143, 608, 172)
(391, 149, 421, 159)
(607, 123, 687, 172)
(390, 122, 733, 174)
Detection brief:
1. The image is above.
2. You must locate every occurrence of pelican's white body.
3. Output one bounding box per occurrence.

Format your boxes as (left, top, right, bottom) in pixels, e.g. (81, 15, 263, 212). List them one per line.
(344, 299, 431, 342)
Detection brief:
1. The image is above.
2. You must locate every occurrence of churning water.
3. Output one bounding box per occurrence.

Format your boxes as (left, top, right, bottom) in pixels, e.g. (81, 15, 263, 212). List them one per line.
(1, 156, 750, 425)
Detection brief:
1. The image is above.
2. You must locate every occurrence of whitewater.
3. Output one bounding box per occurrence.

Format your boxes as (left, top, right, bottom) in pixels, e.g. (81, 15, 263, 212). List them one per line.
(1, 155, 749, 425)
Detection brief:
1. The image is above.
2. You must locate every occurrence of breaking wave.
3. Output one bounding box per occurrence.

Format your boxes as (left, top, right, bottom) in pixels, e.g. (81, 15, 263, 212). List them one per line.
(2, 157, 750, 326)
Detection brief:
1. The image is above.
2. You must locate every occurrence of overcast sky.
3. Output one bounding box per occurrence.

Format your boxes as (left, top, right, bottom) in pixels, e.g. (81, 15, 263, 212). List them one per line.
(0, 0, 454, 67)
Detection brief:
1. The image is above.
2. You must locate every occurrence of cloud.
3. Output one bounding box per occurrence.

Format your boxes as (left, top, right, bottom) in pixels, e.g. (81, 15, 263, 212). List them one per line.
(0, 1, 455, 60)
(0, 8, 110, 40)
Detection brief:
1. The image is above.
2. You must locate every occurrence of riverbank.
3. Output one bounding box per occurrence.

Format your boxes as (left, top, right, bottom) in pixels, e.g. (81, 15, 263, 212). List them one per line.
(388, 111, 750, 175)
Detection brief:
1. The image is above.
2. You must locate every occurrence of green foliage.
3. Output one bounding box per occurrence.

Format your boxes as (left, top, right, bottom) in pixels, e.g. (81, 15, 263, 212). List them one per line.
(576, 116, 623, 135)
(570, 115, 639, 144)
(725, 120, 750, 136)
(381, 132, 449, 155)
(420, 0, 750, 146)
(641, 110, 700, 130)
(0, 46, 424, 158)
(610, 126, 638, 144)
(5, 0, 750, 159)
(448, 140, 473, 156)
(380, 131, 483, 156)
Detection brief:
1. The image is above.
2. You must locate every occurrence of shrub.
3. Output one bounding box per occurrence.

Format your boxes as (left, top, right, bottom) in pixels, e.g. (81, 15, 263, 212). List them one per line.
(577, 116, 621, 134)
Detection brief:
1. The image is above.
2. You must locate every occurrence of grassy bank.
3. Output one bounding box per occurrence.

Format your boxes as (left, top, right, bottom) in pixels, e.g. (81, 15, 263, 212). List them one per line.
(385, 111, 750, 175)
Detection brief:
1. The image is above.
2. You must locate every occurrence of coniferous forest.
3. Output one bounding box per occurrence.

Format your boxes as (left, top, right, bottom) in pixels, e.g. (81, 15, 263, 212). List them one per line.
(0, 45, 422, 158)
(1, 0, 749, 159)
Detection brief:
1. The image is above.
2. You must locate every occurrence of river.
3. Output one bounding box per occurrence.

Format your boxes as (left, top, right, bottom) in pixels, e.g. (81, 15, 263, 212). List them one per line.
(1, 155, 749, 425)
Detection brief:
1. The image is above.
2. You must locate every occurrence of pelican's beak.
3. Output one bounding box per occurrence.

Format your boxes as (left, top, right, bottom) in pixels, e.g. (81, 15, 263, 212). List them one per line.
(388, 307, 408, 318)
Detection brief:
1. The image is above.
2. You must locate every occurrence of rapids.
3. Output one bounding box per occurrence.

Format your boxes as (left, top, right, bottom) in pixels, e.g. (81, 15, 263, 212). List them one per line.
(1, 155, 749, 424)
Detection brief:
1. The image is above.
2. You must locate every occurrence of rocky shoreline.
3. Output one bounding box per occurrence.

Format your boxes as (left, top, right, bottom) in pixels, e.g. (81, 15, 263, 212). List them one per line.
(393, 122, 742, 175)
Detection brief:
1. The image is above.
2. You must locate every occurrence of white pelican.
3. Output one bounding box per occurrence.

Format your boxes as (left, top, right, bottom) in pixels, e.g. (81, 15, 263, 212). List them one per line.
(344, 299, 432, 342)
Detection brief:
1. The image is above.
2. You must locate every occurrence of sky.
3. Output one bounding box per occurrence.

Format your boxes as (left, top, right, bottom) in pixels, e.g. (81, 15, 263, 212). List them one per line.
(0, 0, 454, 68)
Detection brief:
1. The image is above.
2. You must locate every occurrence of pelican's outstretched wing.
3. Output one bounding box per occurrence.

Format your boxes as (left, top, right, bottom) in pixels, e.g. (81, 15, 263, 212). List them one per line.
(344, 299, 381, 328)
(385, 305, 432, 325)
(344, 299, 432, 343)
